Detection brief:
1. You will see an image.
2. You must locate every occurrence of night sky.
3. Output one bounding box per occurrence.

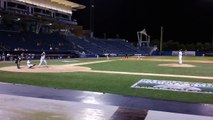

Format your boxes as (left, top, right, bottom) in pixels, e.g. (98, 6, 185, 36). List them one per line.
(71, 0, 213, 43)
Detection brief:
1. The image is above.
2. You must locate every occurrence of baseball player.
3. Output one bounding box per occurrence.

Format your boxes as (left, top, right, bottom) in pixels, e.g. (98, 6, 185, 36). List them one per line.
(178, 49, 183, 64)
(15, 56, 22, 69)
(27, 59, 36, 68)
(38, 51, 48, 67)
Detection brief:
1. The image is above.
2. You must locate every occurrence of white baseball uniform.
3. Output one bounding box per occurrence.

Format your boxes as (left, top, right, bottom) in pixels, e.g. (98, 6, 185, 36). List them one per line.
(38, 52, 48, 67)
(27, 60, 35, 68)
(178, 51, 182, 64)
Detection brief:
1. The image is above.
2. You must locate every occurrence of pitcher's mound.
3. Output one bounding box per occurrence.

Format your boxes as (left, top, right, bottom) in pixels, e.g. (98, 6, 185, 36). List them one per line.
(158, 63, 196, 68)
(0, 65, 91, 73)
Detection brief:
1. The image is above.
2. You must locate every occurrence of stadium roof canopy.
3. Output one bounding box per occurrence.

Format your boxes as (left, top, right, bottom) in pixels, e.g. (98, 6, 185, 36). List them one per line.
(16, 0, 85, 14)
(49, 0, 85, 9)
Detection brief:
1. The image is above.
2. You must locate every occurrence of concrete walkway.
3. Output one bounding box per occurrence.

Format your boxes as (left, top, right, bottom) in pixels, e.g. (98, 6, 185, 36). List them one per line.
(0, 82, 213, 120)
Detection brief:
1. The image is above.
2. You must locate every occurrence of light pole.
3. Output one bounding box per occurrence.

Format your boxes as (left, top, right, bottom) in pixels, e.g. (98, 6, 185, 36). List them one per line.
(90, 0, 94, 38)
(212, 31, 213, 48)
(160, 26, 163, 55)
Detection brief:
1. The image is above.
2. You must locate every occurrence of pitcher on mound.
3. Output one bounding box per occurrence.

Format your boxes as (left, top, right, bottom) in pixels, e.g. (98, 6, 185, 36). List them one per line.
(178, 49, 183, 64)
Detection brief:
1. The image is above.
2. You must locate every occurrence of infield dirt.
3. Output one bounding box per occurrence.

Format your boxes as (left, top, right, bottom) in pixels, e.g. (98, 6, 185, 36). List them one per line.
(1, 59, 213, 80)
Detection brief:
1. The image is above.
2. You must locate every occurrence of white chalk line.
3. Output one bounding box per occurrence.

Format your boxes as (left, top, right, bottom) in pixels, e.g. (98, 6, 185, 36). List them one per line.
(87, 70, 213, 80)
(71, 60, 115, 66)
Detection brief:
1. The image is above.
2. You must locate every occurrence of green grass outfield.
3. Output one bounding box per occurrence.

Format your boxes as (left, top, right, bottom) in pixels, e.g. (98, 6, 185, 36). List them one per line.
(0, 56, 213, 104)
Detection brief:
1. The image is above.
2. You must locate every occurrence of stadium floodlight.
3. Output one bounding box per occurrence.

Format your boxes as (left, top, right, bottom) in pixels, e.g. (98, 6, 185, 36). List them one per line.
(15, 18, 21, 21)
(137, 29, 150, 47)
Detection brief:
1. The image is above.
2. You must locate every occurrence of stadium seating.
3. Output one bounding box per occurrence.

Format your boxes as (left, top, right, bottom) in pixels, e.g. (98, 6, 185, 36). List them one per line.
(0, 29, 154, 56)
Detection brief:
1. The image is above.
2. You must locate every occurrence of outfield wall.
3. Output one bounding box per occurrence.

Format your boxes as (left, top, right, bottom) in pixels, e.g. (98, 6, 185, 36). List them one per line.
(152, 51, 205, 56)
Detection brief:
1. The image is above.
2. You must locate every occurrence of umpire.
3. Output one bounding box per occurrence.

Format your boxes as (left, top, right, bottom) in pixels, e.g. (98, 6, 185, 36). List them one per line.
(15, 56, 22, 69)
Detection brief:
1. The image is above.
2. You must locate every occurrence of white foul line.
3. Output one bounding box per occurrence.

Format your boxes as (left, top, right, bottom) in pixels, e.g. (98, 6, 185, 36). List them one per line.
(72, 60, 115, 66)
(88, 70, 213, 80)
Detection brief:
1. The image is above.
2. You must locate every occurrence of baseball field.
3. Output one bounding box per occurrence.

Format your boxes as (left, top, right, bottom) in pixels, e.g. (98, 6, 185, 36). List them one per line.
(0, 56, 213, 104)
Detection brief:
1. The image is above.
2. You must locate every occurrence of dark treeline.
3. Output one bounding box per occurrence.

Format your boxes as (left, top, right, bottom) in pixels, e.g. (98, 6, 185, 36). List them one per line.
(150, 39, 213, 51)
